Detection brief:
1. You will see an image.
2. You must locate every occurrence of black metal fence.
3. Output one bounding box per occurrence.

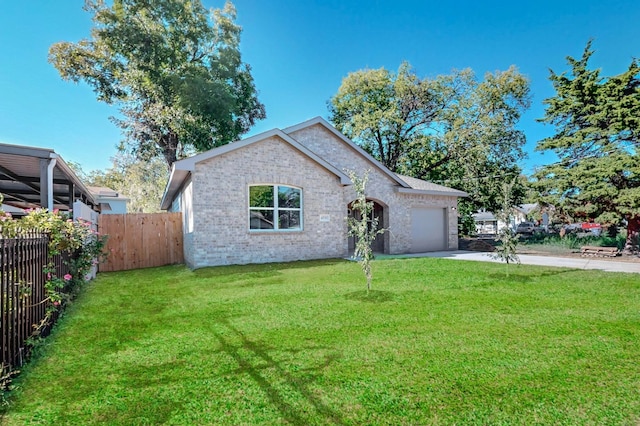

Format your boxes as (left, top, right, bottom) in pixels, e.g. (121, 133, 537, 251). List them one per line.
(1, 232, 70, 374)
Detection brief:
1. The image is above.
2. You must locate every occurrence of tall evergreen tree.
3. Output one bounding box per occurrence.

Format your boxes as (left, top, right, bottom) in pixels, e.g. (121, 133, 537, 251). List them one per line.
(534, 41, 640, 250)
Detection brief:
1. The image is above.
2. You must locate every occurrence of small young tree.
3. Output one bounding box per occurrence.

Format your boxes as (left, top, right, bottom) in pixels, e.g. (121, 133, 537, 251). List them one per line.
(346, 170, 386, 292)
(491, 179, 520, 276)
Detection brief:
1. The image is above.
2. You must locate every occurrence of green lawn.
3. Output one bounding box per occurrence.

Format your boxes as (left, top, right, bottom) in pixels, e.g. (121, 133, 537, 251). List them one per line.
(2, 258, 640, 425)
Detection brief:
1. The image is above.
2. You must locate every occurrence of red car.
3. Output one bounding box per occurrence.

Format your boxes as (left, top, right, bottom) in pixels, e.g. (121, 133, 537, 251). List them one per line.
(581, 222, 602, 235)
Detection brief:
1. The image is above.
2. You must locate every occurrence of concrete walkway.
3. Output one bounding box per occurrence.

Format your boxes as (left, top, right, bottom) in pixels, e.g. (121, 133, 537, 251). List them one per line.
(378, 250, 640, 274)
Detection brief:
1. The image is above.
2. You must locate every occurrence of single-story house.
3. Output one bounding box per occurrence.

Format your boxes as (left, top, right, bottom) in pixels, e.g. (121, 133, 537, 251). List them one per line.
(160, 117, 467, 268)
(473, 203, 540, 235)
(87, 186, 129, 214)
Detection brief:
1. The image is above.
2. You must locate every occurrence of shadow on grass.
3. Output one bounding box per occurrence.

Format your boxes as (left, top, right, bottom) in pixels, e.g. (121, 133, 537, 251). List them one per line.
(189, 258, 350, 290)
(212, 319, 345, 425)
(488, 268, 583, 283)
(487, 273, 531, 283)
(344, 289, 395, 303)
(193, 258, 348, 285)
(110, 360, 187, 423)
(537, 268, 583, 277)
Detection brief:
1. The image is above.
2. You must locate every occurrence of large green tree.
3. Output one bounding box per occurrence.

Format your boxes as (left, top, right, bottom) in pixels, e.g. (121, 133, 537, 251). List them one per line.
(533, 41, 640, 250)
(50, 0, 265, 168)
(329, 62, 531, 230)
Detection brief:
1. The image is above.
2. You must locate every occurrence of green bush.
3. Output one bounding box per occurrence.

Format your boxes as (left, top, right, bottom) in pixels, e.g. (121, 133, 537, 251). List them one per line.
(523, 232, 626, 250)
(0, 208, 108, 342)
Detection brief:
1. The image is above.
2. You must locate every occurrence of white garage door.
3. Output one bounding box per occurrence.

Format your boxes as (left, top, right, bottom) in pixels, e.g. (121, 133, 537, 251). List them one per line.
(411, 207, 447, 253)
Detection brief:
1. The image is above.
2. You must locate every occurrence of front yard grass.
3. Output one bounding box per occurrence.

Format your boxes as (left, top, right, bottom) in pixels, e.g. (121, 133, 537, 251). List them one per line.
(2, 258, 640, 425)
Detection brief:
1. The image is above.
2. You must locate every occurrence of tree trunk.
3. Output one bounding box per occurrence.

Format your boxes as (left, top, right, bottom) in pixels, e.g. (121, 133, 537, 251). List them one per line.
(159, 132, 179, 170)
(624, 215, 640, 254)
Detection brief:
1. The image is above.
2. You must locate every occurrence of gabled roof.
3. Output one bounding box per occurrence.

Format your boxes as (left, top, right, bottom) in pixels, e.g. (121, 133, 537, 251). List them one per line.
(87, 186, 130, 200)
(87, 186, 129, 214)
(514, 203, 538, 215)
(160, 117, 468, 209)
(160, 128, 352, 210)
(395, 174, 469, 197)
(283, 117, 467, 197)
(283, 117, 411, 188)
(473, 211, 497, 221)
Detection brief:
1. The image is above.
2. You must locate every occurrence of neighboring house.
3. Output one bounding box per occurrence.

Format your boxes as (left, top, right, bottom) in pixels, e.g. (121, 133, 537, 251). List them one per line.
(161, 117, 467, 268)
(473, 203, 539, 235)
(473, 211, 501, 235)
(87, 186, 129, 214)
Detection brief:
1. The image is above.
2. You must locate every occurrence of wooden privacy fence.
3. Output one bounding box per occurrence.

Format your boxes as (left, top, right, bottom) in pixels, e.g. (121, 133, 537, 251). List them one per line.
(1, 233, 71, 372)
(98, 213, 183, 272)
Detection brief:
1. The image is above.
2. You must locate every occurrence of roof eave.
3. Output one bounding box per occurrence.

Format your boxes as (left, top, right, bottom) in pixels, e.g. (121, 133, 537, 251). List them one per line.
(396, 187, 469, 197)
(160, 166, 189, 210)
(160, 128, 354, 209)
(283, 116, 410, 188)
(0, 143, 55, 159)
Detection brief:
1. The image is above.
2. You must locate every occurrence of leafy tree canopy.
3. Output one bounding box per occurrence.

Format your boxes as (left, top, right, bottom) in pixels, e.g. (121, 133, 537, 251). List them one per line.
(533, 41, 640, 245)
(50, 0, 265, 168)
(329, 62, 531, 230)
(73, 153, 168, 213)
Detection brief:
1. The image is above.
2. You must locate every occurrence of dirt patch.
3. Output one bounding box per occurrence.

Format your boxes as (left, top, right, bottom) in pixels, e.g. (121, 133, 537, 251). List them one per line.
(459, 238, 496, 252)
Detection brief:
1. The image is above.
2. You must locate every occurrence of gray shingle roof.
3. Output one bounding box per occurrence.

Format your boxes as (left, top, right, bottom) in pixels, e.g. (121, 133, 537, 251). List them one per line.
(395, 174, 468, 197)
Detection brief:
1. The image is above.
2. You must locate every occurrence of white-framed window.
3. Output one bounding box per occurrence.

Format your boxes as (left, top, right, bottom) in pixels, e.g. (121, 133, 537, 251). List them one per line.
(249, 185, 302, 231)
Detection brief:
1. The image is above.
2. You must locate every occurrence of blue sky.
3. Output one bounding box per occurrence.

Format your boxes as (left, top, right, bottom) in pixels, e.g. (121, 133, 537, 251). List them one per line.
(1, 1, 638, 175)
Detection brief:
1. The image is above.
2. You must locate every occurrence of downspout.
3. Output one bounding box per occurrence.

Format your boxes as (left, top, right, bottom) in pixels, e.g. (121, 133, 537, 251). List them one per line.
(40, 156, 57, 210)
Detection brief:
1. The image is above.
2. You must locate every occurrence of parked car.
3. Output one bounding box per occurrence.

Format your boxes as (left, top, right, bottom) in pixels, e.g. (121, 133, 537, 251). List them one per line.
(581, 222, 602, 236)
(516, 221, 536, 234)
(563, 223, 582, 234)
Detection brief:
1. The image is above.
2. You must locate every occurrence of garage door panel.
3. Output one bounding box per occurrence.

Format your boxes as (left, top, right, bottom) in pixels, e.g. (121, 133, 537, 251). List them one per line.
(411, 208, 446, 252)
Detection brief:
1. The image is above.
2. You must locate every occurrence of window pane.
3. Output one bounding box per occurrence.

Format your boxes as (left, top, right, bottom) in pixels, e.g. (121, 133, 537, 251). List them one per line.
(250, 186, 274, 208)
(250, 210, 274, 229)
(278, 210, 301, 230)
(278, 186, 300, 209)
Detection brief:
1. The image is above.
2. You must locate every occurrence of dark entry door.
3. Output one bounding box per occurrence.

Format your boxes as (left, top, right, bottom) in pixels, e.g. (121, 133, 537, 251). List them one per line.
(348, 200, 385, 253)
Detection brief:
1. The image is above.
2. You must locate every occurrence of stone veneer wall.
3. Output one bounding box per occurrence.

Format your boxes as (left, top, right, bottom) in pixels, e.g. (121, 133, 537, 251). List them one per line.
(188, 136, 347, 268)
(288, 124, 459, 253)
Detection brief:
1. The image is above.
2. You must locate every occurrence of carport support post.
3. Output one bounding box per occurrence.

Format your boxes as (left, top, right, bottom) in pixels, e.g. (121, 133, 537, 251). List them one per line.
(40, 157, 57, 211)
(68, 182, 75, 210)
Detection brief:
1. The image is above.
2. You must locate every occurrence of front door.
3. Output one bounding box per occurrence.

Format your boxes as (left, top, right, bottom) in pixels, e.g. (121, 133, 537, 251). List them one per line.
(348, 200, 385, 254)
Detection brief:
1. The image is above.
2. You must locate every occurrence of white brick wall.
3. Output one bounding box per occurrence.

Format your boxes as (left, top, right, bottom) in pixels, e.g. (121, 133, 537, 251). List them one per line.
(289, 124, 459, 254)
(177, 122, 459, 268)
(188, 136, 347, 268)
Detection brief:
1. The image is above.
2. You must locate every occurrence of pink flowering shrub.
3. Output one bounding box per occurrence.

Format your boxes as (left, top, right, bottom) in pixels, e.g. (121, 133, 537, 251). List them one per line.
(0, 208, 108, 321)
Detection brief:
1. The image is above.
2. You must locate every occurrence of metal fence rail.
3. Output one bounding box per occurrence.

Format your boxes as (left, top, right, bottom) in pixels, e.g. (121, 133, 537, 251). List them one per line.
(1, 232, 69, 373)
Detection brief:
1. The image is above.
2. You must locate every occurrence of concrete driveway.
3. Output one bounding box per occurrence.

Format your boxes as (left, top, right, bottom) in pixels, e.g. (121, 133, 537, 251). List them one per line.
(381, 250, 640, 274)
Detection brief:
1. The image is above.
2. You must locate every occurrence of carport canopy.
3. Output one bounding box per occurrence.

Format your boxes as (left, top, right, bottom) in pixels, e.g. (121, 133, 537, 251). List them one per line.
(0, 142, 97, 212)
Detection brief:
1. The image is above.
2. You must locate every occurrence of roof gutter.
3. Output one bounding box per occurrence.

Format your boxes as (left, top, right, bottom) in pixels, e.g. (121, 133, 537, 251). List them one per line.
(396, 187, 469, 197)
